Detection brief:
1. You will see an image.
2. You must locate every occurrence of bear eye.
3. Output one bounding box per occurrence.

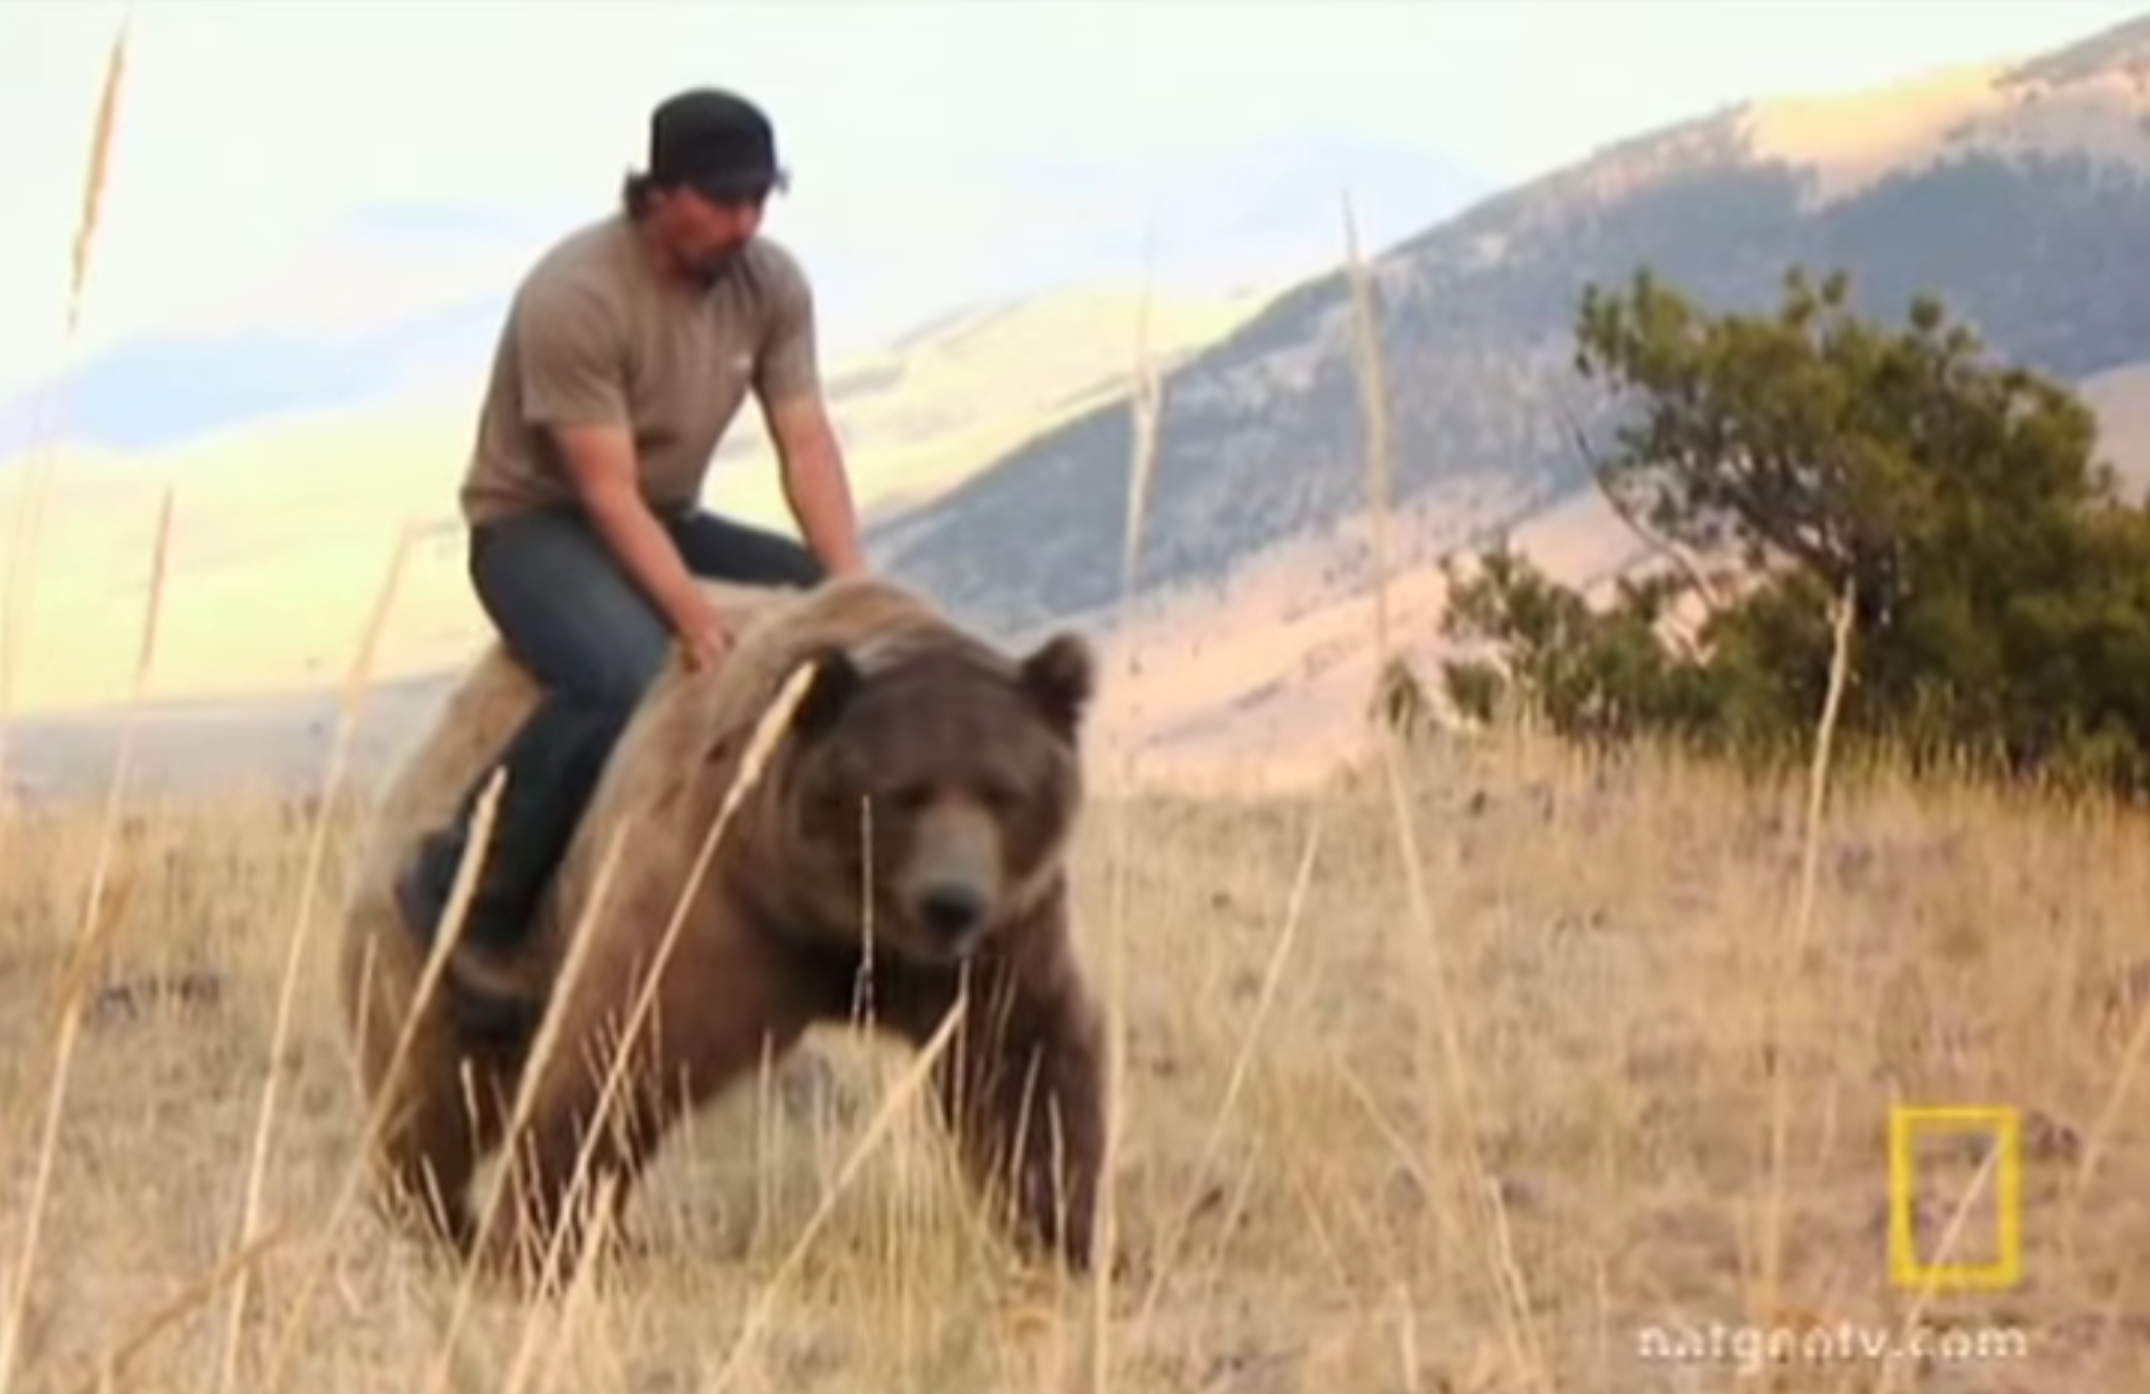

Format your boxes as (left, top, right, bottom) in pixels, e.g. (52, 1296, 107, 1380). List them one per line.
(877, 782, 935, 815)
(973, 776, 1022, 814)
(814, 788, 869, 830)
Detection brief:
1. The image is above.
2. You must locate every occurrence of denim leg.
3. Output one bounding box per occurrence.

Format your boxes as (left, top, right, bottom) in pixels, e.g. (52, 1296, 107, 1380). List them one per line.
(401, 509, 673, 953)
(665, 509, 826, 588)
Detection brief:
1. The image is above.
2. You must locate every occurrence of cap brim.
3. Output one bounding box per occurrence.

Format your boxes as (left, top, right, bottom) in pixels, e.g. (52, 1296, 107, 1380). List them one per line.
(686, 167, 790, 201)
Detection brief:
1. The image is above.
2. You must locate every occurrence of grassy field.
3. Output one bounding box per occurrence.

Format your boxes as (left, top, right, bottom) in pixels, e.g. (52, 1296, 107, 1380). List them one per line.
(0, 729, 2147, 1392)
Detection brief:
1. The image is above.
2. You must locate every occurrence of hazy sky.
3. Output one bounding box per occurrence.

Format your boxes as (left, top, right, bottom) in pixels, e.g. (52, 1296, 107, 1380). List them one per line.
(4, 0, 2143, 397)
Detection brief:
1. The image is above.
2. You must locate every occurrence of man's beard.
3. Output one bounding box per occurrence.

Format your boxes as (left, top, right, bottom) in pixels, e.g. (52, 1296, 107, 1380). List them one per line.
(688, 245, 746, 286)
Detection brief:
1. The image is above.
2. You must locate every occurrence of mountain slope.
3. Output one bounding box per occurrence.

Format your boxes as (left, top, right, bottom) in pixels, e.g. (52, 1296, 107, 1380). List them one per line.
(0, 281, 1268, 715)
(2082, 356, 2150, 494)
(703, 280, 1273, 528)
(868, 13, 2150, 644)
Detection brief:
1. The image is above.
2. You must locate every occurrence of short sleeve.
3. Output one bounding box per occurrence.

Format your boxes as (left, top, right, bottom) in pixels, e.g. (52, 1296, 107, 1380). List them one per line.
(512, 274, 629, 428)
(753, 245, 821, 409)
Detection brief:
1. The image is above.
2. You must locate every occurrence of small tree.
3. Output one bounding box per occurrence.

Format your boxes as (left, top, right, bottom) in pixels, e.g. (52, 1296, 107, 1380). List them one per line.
(1442, 265, 2150, 795)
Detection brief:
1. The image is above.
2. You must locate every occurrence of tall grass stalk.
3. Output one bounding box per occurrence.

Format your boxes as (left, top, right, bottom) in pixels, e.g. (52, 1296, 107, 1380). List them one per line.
(1090, 221, 1167, 1391)
(0, 13, 131, 842)
(252, 767, 511, 1392)
(1755, 577, 1855, 1339)
(0, 479, 169, 1394)
(1341, 192, 1548, 1390)
(1342, 193, 1393, 669)
(215, 520, 418, 1394)
(702, 1000, 966, 1392)
(1127, 808, 1323, 1346)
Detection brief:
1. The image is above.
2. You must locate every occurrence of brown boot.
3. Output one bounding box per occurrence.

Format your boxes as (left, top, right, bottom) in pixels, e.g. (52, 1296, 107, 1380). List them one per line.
(395, 834, 542, 1041)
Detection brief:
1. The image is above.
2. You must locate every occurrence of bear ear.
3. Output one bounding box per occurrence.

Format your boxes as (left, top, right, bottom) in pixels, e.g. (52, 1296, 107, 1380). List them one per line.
(791, 645, 862, 741)
(1018, 631, 1095, 739)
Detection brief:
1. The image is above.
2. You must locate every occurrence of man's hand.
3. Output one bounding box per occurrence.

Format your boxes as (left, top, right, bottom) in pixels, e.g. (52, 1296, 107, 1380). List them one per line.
(552, 421, 732, 664)
(667, 589, 732, 671)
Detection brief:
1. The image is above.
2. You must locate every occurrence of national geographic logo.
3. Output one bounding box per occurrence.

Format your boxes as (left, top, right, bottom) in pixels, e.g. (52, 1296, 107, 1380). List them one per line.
(1887, 1104, 2022, 1291)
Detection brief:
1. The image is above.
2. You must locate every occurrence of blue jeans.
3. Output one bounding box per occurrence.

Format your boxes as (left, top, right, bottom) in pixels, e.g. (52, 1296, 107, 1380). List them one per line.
(399, 505, 823, 956)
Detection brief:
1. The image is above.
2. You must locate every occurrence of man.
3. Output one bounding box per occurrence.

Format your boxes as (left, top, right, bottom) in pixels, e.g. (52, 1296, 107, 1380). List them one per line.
(396, 87, 869, 1028)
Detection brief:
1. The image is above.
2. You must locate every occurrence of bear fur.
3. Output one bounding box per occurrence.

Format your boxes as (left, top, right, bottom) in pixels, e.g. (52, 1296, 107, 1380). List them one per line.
(336, 573, 1106, 1280)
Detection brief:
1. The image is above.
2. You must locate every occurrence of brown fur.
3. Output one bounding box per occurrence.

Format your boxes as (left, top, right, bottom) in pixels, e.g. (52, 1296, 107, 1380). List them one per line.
(336, 574, 1106, 1282)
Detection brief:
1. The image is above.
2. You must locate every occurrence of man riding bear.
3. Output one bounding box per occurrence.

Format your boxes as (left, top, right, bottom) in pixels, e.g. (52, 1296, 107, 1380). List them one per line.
(395, 87, 870, 1029)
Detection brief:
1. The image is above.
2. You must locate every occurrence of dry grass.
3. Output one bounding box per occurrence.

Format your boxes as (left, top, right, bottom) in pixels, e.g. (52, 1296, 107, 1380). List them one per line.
(6, 17, 2150, 1394)
(2, 736, 2149, 1391)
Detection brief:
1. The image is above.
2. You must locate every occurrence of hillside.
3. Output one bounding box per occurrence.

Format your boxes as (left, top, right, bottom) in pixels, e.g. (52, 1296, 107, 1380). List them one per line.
(0, 281, 1267, 716)
(2082, 356, 2150, 496)
(14, 19, 2150, 794)
(698, 281, 1273, 526)
(869, 13, 2150, 649)
(0, 115, 1495, 722)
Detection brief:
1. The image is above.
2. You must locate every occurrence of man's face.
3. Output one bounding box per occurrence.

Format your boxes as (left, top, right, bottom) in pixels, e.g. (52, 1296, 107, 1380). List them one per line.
(652, 184, 767, 278)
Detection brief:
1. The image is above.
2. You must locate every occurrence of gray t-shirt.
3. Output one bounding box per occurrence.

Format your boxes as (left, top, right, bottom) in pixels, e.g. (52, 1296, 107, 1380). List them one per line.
(459, 213, 820, 525)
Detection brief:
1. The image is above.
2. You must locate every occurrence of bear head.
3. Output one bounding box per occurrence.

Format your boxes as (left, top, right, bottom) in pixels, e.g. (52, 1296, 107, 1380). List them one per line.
(773, 627, 1095, 965)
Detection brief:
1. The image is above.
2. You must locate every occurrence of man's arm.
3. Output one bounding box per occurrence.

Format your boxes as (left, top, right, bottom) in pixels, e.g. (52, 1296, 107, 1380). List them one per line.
(765, 394, 868, 577)
(554, 425, 709, 622)
(514, 280, 706, 626)
(755, 253, 869, 578)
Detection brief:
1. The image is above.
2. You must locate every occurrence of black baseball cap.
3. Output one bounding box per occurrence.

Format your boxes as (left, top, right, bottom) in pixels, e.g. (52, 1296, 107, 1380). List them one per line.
(648, 88, 790, 201)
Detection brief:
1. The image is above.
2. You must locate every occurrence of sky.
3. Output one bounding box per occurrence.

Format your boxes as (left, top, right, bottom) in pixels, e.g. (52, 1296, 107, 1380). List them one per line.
(3, 0, 2145, 402)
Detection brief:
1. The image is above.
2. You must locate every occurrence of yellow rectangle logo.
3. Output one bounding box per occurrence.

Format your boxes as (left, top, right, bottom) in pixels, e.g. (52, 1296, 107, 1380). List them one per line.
(1887, 1104, 2021, 1290)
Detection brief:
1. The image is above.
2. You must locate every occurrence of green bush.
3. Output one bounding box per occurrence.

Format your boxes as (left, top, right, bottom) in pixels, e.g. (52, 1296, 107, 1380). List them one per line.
(1438, 264, 2150, 797)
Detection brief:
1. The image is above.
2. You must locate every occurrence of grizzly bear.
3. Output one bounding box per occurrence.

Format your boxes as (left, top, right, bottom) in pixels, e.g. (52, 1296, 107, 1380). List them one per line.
(336, 573, 1106, 1280)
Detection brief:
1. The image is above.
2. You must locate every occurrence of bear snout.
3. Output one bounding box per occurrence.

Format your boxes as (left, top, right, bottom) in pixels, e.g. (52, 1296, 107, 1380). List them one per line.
(895, 801, 1004, 953)
(913, 881, 990, 943)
